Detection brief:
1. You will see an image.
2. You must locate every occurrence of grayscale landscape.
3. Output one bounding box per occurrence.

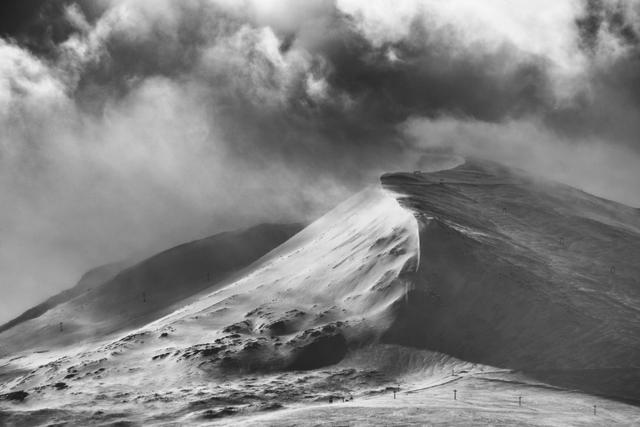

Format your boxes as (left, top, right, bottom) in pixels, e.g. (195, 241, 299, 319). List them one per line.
(2, 1, 640, 426)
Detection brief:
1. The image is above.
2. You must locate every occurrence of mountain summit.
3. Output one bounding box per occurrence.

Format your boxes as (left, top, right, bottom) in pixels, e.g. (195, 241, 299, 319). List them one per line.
(2, 160, 640, 425)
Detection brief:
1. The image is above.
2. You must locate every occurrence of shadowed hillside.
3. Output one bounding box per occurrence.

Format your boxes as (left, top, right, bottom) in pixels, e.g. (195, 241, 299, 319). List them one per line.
(382, 161, 640, 401)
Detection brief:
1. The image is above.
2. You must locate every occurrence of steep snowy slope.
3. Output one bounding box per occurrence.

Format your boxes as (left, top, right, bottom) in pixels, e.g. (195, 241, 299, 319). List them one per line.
(2, 160, 640, 425)
(137, 187, 420, 370)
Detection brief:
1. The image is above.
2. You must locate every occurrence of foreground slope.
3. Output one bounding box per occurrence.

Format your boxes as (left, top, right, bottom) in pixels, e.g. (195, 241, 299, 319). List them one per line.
(2, 160, 640, 425)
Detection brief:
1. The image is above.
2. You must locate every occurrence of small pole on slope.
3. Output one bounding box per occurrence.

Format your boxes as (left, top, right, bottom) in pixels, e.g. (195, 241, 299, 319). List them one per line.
(453, 389, 457, 400)
(393, 388, 396, 399)
(518, 396, 522, 407)
(593, 405, 597, 415)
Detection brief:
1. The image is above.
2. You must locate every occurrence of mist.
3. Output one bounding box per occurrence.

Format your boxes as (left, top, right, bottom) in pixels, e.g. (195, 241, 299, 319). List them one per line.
(1, 0, 640, 322)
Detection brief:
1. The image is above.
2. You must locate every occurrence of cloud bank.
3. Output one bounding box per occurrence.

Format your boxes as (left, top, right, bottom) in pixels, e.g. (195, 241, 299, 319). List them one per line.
(1, 0, 640, 321)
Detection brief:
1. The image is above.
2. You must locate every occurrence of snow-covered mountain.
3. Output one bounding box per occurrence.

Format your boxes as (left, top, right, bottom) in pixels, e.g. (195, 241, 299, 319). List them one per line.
(2, 160, 640, 426)
(0, 223, 302, 358)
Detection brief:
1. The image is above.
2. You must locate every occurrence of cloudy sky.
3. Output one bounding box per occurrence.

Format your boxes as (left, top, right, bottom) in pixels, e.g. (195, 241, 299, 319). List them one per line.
(1, 0, 640, 322)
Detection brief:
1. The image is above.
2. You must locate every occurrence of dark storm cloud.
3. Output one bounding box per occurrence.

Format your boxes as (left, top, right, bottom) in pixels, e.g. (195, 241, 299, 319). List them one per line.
(0, 0, 107, 55)
(543, 56, 640, 147)
(0, 0, 69, 40)
(72, 2, 246, 112)
(5, 0, 636, 139)
(576, 0, 639, 52)
(543, 0, 640, 148)
(58, 1, 409, 185)
(62, 0, 555, 178)
(319, 29, 551, 124)
(80, 2, 553, 126)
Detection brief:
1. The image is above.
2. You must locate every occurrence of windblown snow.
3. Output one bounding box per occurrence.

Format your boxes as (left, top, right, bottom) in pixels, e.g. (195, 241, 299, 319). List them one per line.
(1, 160, 640, 426)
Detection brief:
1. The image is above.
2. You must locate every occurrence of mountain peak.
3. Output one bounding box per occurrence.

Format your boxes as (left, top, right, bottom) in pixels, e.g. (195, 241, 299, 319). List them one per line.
(2, 162, 640, 423)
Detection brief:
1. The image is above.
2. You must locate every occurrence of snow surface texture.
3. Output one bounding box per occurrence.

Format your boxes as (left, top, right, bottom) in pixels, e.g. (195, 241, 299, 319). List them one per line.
(1, 160, 640, 426)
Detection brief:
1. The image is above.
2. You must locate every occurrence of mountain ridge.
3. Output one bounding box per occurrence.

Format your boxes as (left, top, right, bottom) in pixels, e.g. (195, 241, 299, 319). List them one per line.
(0, 222, 303, 357)
(2, 159, 640, 424)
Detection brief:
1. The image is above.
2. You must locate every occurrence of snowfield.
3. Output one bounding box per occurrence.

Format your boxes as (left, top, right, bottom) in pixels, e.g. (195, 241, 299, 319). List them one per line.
(2, 160, 640, 426)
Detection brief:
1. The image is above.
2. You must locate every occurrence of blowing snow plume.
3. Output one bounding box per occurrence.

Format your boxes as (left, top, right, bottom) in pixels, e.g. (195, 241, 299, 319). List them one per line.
(2, 160, 640, 425)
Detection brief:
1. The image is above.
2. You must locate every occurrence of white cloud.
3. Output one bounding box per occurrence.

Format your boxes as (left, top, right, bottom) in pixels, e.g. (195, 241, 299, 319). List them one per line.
(305, 74, 328, 100)
(336, 0, 423, 46)
(0, 40, 69, 119)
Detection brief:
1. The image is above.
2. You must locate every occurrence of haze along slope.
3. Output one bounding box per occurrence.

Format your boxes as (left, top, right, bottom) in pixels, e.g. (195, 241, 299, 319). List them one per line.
(1, 160, 640, 426)
(0, 223, 302, 358)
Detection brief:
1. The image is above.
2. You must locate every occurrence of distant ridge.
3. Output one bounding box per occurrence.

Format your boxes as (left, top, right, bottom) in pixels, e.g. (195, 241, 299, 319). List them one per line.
(0, 262, 124, 335)
(0, 222, 302, 355)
